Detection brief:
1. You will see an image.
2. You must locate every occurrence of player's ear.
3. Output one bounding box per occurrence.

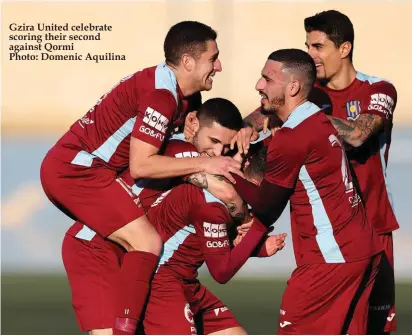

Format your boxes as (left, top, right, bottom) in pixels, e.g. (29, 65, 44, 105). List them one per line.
(186, 111, 200, 133)
(288, 79, 301, 97)
(181, 53, 196, 72)
(340, 41, 352, 60)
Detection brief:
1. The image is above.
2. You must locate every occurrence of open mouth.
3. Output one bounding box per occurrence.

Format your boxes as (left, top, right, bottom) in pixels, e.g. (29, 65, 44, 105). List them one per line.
(259, 92, 268, 102)
(207, 73, 215, 83)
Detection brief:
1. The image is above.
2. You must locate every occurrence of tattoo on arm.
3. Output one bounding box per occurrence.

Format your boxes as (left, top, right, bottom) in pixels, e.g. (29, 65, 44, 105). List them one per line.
(244, 110, 265, 131)
(328, 114, 383, 147)
(189, 173, 248, 221)
(213, 174, 231, 184)
(187, 173, 208, 189)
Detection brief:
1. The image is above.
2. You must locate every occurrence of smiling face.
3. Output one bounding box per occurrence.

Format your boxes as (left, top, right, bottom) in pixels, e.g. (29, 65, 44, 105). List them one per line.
(255, 60, 288, 115)
(305, 30, 345, 81)
(192, 121, 237, 157)
(191, 40, 222, 92)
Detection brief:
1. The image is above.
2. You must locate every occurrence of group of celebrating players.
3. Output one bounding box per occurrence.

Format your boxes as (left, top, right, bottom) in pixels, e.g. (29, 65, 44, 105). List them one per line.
(40, 9, 398, 336)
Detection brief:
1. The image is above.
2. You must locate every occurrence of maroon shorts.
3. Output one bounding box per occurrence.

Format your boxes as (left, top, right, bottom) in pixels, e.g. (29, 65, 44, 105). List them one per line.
(40, 142, 145, 237)
(143, 278, 240, 335)
(368, 233, 396, 333)
(62, 222, 125, 331)
(278, 254, 381, 335)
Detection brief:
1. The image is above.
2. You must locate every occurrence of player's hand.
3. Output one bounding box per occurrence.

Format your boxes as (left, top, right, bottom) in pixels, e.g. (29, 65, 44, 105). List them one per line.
(183, 112, 197, 140)
(230, 126, 259, 155)
(237, 221, 252, 235)
(264, 233, 287, 257)
(233, 233, 243, 246)
(232, 151, 244, 164)
(262, 116, 269, 135)
(271, 126, 280, 137)
(202, 156, 244, 184)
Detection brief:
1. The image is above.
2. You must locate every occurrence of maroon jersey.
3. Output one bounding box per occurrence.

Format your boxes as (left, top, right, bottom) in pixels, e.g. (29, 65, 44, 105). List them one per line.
(134, 135, 200, 210)
(64, 63, 200, 171)
(266, 101, 381, 266)
(311, 72, 398, 234)
(146, 184, 267, 283)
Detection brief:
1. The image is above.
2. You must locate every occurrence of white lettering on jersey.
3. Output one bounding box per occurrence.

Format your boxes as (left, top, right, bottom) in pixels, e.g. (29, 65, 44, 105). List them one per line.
(368, 93, 394, 119)
(175, 151, 200, 158)
(143, 107, 169, 134)
(78, 116, 95, 128)
(184, 303, 195, 324)
(139, 125, 165, 141)
(214, 306, 229, 316)
(203, 223, 227, 238)
(329, 134, 361, 207)
(150, 190, 172, 208)
(206, 240, 229, 248)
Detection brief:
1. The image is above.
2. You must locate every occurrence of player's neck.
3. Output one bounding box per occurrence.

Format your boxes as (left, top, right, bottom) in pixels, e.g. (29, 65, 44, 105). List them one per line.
(167, 64, 197, 97)
(278, 97, 308, 122)
(326, 63, 357, 90)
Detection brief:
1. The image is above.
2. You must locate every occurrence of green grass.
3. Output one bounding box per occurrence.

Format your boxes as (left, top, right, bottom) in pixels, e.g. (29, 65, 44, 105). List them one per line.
(1, 274, 411, 334)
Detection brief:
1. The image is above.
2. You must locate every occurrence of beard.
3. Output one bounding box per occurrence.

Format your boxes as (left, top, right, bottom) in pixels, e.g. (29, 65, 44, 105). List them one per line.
(261, 93, 285, 115)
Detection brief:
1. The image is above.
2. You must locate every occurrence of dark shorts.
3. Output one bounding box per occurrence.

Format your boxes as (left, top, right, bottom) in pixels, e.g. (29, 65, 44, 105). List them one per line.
(144, 279, 240, 335)
(40, 144, 145, 237)
(368, 233, 396, 334)
(62, 226, 125, 331)
(278, 254, 381, 335)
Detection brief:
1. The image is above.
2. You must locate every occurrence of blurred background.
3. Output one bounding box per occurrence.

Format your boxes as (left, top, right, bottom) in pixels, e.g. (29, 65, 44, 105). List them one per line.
(2, 0, 412, 334)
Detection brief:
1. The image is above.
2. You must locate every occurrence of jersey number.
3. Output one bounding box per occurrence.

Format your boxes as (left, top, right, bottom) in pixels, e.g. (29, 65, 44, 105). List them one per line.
(329, 135, 354, 193)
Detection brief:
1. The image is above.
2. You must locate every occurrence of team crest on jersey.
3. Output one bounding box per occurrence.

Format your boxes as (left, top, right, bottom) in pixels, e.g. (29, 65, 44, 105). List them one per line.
(345, 100, 361, 120)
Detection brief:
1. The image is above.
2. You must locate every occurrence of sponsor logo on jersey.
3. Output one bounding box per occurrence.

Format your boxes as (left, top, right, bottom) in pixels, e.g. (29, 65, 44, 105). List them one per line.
(206, 240, 230, 248)
(387, 313, 396, 322)
(143, 107, 169, 133)
(345, 100, 361, 120)
(175, 151, 200, 158)
(279, 321, 292, 328)
(203, 223, 227, 238)
(368, 93, 394, 119)
(139, 125, 165, 141)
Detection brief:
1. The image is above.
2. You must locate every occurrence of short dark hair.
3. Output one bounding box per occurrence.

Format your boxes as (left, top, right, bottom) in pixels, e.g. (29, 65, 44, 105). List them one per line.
(268, 49, 316, 96)
(304, 10, 354, 61)
(245, 147, 267, 180)
(197, 98, 243, 131)
(164, 21, 217, 66)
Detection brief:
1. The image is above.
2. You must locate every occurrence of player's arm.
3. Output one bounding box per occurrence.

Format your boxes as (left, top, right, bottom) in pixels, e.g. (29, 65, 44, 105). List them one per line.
(164, 140, 249, 221)
(187, 173, 249, 222)
(233, 231, 287, 258)
(130, 91, 242, 182)
(327, 114, 383, 148)
(192, 204, 268, 284)
(231, 108, 284, 154)
(243, 107, 267, 131)
(328, 82, 397, 148)
(232, 130, 303, 227)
